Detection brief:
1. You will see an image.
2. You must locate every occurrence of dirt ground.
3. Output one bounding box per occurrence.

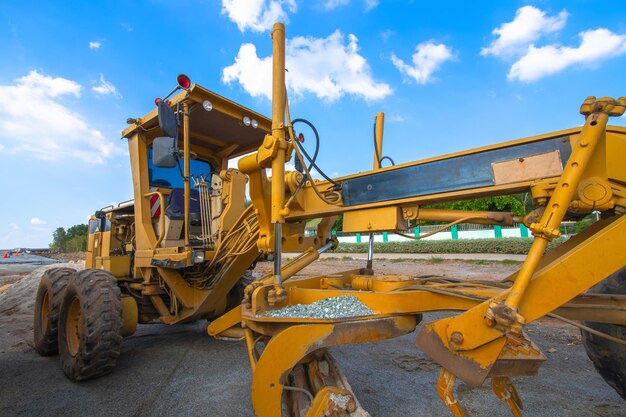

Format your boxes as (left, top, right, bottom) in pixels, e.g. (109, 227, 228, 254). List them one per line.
(0, 258, 624, 416)
(43, 251, 86, 263)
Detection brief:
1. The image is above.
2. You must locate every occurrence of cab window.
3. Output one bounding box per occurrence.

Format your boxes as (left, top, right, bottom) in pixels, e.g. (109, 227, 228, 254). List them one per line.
(147, 148, 212, 189)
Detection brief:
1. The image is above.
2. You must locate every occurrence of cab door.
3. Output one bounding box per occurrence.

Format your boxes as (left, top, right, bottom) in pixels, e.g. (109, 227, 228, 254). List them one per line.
(86, 218, 103, 269)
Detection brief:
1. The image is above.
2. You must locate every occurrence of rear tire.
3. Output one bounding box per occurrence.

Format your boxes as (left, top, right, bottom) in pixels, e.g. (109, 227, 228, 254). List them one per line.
(581, 267, 626, 400)
(58, 269, 123, 381)
(33, 267, 76, 356)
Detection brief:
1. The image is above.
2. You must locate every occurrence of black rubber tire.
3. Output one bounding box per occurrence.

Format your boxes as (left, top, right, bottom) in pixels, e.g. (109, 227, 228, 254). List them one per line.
(33, 267, 76, 356)
(581, 266, 626, 400)
(58, 269, 123, 381)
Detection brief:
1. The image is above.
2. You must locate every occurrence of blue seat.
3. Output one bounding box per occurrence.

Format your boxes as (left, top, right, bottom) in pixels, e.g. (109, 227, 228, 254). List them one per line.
(165, 188, 201, 225)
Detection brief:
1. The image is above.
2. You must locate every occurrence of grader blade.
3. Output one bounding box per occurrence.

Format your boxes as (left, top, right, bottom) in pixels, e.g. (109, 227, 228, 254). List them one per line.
(417, 319, 507, 387)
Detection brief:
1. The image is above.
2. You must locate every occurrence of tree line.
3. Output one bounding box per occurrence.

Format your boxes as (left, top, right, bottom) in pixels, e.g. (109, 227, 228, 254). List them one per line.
(50, 224, 88, 253)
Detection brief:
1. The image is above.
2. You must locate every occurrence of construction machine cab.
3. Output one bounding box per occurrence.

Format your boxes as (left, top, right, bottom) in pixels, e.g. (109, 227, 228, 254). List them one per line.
(86, 76, 271, 277)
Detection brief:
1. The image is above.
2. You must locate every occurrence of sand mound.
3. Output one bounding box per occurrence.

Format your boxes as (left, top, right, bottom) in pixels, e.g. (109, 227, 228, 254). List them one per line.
(0, 263, 84, 317)
(0, 263, 84, 352)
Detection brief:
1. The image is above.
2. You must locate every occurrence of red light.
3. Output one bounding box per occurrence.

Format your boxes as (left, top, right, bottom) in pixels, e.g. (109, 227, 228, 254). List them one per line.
(177, 74, 191, 90)
(155, 98, 162, 106)
(298, 133, 305, 143)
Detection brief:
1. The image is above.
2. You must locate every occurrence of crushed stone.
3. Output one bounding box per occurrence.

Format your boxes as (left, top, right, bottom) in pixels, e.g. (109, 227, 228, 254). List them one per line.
(257, 296, 375, 319)
(329, 393, 351, 409)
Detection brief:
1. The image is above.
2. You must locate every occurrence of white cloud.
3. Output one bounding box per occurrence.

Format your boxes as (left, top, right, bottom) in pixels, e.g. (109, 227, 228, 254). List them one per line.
(92, 74, 121, 98)
(391, 41, 455, 84)
(30, 217, 47, 225)
(223, 30, 392, 102)
(481, 6, 568, 57)
(221, 0, 296, 33)
(0, 70, 123, 163)
(89, 41, 101, 50)
(509, 29, 626, 82)
(9, 223, 19, 231)
(364, 0, 379, 12)
(482, 6, 626, 82)
(388, 114, 404, 122)
(121, 23, 133, 32)
(322, 0, 349, 10)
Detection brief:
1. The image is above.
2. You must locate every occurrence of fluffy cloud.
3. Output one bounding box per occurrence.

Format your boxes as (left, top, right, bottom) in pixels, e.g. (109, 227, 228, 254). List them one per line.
(509, 29, 626, 82)
(0, 71, 123, 163)
(92, 74, 121, 98)
(30, 217, 47, 225)
(391, 41, 454, 84)
(482, 6, 626, 82)
(89, 41, 101, 50)
(221, 0, 296, 33)
(481, 6, 567, 57)
(222, 30, 392, 102)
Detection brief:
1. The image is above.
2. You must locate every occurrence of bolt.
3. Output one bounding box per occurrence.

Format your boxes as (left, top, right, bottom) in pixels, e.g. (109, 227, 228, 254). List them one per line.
(450, 331, 464, 345)
(347, 402, 357, 413)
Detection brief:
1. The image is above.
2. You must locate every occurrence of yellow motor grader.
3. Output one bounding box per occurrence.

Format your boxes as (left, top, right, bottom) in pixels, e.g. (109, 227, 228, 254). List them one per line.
(34, 23, 625, 416)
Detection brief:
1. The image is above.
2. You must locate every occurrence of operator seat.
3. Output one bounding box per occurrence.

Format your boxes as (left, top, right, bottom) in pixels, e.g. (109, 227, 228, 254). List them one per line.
(157, 188, 202, 247)
(165, 188, 201, 225)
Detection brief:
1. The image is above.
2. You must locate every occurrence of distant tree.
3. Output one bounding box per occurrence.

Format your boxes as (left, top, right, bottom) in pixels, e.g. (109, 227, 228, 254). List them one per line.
(50, 227, 67, 252)
(50, 224, 88, 252)
(428, 195, 526, 216)
(66, 224, 88, 240)
(413, 195, 527, 227)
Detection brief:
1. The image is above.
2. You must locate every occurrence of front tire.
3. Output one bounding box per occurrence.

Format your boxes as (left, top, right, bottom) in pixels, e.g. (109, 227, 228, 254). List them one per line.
(33, 267, 76, 356)
(581, 267, 626, 400)
(58, 269, 123, 381)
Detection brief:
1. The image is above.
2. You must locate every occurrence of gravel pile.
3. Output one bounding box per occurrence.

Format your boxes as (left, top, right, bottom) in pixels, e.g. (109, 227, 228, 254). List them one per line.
(258, 296, 375, 319)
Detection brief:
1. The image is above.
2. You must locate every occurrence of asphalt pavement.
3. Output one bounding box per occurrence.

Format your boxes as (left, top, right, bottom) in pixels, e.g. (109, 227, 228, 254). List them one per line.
(0, 317, 624, 417)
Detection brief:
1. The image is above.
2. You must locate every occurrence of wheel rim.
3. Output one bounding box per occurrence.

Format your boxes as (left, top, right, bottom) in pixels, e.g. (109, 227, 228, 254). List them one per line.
(40, 290, 50, 334)
(65, 296, 82, 357)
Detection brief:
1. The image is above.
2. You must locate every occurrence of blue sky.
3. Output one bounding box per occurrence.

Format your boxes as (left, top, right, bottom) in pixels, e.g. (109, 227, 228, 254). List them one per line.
(1, 0, 626, 247)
